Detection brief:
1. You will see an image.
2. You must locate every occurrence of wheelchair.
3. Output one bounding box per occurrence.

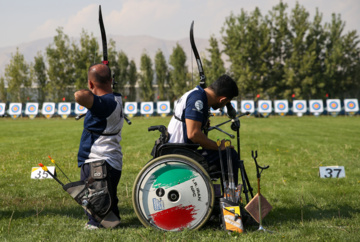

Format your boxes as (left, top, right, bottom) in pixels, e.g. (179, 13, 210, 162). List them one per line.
(132, 125, 218, 231)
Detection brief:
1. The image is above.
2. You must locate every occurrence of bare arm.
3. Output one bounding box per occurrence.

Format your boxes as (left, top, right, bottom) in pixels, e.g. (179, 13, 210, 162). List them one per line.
(74, 89, 94, 109)
(185, 119, 226, 150)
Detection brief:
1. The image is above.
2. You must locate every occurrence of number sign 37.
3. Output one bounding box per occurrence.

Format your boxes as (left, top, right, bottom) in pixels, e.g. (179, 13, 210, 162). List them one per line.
(319, 166, 345, 178)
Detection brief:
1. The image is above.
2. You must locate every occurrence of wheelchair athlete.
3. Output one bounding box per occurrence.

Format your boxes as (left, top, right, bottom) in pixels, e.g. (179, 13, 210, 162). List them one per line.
(167, 74, 239, 185)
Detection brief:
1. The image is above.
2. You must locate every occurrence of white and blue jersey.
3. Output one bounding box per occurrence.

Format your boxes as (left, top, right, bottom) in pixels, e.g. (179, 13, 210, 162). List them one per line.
(77, 93, 124, 171)
(168, 86, 208, 144)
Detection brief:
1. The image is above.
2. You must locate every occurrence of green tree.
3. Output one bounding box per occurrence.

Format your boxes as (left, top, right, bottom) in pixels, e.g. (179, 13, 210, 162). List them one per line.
(5, 48, 31, 102)
(33, 52, 47, 103)
(222, 7, 270, 99)
(203, 36, 225, 83)
(154, 49, 168, 100)
(127, 60, 137, 101)
(46, 27, 75, 102)
(115, 51, 129, 94)
(107, 39, 119, 90)
(139, 52, 154, 101)
(0, 76, 6, 102)
(168, 43, 188, 100)
(73, 30, 100, 90)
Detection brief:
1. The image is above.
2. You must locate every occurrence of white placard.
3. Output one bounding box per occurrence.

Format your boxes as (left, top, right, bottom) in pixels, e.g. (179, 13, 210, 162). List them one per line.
(140, 102, 154, 115)
(319, 166, 345, 178)
(57, 102, 71, 115)
(274, 100, 289, 114)
(241, 100, 255, 114)
(293, 100, 307, 113)
(31, 166, 56, 179)
(223, 100, 238, 115)
(75, 103, 88, 115)
(344, 99, 359, 112)
(210, 107, 221, 114)
(0, 103, 6, 115)
(326, 99, 341, 112)
(157, 101, 171, 114)
(25, 103, 39, 116)
(258, 100, 272, 113)
(309, 100, 324, 114)
(9, 103, 22, 115)
(124, 102, 137, 115)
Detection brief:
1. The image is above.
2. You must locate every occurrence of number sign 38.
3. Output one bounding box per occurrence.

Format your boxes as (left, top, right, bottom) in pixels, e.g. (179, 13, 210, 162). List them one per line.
(319, 166, 345, 178)
(31, 166, 55, 179)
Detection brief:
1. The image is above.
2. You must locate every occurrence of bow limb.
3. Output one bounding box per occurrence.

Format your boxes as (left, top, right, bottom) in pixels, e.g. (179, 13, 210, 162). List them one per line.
(190, 21, 206, 88)
(99, 5, 109, 65)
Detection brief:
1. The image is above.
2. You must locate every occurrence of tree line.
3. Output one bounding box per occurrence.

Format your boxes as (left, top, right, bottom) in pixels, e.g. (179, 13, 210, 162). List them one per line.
(0, 1, 359, 103)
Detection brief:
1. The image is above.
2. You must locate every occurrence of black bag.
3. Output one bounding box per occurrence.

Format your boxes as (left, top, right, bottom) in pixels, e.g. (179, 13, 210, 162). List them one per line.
(63, 161, 120, 228)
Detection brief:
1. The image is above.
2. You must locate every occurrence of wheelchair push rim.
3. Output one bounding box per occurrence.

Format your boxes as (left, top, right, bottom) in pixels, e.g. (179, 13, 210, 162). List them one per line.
(132, 154, 214, 231)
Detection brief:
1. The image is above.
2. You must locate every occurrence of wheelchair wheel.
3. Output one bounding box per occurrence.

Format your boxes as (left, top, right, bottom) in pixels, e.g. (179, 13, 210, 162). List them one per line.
(132, 154, 214, 231)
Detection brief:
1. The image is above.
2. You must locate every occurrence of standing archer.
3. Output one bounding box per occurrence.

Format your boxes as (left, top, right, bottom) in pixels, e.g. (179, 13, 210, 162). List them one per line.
(75, 63, 124, 230)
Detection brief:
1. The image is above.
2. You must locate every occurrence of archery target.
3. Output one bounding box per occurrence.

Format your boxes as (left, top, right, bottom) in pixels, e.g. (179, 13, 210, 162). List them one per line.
(42, 102, 55, 115)
(57, 102, 71, 115)
(241, 100, 255, 114)
(141, 102, 154, 115)
(223, 100, 238, 115)
(9, 103, 22, 115)
(75, 103, 88, 115)
(293, 100, 307, 113)
(0, 103, 5, 115)
(124, 102, 137, 115)
(157, 101, 170, 114)
(326, 99, 341, 112)
(344, 99, 359, 112)
(309, 100, 324, 113)
(274, 100, 289, 114)
(25, 103, 39, 115)
(258, 100, 272, 113)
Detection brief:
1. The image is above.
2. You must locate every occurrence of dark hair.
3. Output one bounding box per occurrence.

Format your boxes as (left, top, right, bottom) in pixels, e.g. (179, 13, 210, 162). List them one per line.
(209, 74, 238, 99)
(88, 63, 112, 84)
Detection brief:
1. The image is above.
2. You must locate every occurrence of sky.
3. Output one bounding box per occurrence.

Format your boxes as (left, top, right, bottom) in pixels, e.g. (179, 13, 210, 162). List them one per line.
(0, 0, 359, 48)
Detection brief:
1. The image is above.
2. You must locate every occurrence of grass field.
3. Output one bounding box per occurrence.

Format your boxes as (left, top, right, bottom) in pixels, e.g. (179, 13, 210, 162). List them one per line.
(0, 115, 359, 241)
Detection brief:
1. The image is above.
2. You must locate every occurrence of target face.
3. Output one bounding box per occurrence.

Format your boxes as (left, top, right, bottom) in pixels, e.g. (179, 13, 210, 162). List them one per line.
(309, 100, 323, 113)
(75, 103, 87, 114)
(9, 103, 22, 115)
(124, 102, 137, 115)
(157, 101, 170, 114)
(27, 105, 36, 113)
(293, 100, 307, 113)
(0, 104, 3, 114)
(42, 103, 55, 115)
(274, 100, 288, 114)
(11, 105, 20, 112)
(58, 103, 71, 115)
(344, 99, 359, 112)
(241, 100, 254, 113)
(326, 99, 341, 112)
(140, 102, 154, 115)
(258, 100, 272, 113)
(347, 101, 355, 109)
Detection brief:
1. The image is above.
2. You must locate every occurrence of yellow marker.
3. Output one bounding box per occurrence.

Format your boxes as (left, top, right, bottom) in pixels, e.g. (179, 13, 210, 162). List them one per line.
(224, 140, 231, 148)
(216, 139, 221, 147)
(48, 156, 55, 164)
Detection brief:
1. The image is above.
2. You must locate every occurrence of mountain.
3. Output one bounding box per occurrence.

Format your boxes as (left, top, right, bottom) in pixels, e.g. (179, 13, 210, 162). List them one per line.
(0, 35, 212, 76)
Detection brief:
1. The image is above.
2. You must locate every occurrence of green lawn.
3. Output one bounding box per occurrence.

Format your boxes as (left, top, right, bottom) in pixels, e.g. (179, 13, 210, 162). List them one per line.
(0, 115, 359, 241)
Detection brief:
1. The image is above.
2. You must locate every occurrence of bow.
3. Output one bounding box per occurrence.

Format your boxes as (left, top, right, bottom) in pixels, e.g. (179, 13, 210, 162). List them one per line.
(189, 21, 236, 119)
(99, 6, 109, 66)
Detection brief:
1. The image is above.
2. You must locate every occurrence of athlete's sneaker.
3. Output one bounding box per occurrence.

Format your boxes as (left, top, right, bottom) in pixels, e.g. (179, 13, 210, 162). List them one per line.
(84, 223, 99, 230)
